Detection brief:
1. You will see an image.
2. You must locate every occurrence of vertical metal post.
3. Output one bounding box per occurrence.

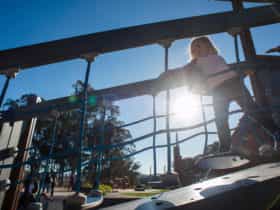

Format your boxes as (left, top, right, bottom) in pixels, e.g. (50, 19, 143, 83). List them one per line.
(233, 35, 240, 63)
(165, 46, 171, 174)
(37, 113, 58, 199)
(0, 76, 11, 108)
(200, 96, 208, 154)
(232, 0, 256, 58)
(76, 53, 96, 192)
(159, 40, 172, 174)
(0, 69, 18, 108)
(152, 94, 157, 177)
(94, 97, 106, 190)
(231, 0, 266, 107)
(233, 34, 247, 110)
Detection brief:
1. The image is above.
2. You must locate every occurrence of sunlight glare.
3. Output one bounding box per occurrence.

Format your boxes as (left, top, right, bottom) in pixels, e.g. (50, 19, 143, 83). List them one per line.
(171, 93, 200, 123)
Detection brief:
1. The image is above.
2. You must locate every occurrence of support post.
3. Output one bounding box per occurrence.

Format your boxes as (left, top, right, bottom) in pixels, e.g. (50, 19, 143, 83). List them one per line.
(231, 0, 267, 107)
(152, 94, 157, 177)
(159, 39, 173, 174)
(0, 77, 11, 108)
(76, 53, 97, 193)
(0, 69, 18, 108)
(94, 96, 106, 190)
(233, 33, 248, 112)
(36, 110, 59, 199)
(200, 96, 208, 154)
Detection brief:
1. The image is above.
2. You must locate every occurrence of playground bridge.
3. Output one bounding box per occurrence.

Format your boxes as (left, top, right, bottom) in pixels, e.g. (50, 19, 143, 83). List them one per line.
(0, 0, 280, 210)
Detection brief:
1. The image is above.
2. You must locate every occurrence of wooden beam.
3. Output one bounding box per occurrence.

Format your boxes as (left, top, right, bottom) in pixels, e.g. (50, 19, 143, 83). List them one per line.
(257, 55, 280, 62)
(243, 0, 278, 2)
(0, 5, 279, 72)
(216, 0, 279, 3)
(1, 60, 279, 123)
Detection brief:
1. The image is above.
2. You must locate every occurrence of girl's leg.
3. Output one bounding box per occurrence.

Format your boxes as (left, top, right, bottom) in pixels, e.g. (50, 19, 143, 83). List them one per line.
(213, 94, 231, 152)
(233, 81, 279, 132)
(229, 80, 259, 117)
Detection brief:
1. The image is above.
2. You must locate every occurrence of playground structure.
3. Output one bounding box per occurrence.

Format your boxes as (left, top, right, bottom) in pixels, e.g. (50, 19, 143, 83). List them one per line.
(0, 0, 279, 209)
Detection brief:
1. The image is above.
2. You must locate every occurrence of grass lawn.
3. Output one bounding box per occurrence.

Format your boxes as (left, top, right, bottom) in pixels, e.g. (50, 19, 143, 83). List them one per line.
(120, 189, 168, 198)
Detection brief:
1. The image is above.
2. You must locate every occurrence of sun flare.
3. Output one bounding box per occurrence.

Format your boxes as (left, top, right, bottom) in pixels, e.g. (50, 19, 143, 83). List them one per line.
(171, 93, 200, 123)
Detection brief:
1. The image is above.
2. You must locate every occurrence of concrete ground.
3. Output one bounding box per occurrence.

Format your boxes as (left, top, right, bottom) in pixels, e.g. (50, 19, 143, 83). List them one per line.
(43, 188, 125, 210)
(45, 189, 74, 210)
(44, 187, 163, 209)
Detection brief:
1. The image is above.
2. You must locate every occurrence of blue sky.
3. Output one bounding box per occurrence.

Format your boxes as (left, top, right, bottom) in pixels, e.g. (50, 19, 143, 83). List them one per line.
(0, 0, 279, 174)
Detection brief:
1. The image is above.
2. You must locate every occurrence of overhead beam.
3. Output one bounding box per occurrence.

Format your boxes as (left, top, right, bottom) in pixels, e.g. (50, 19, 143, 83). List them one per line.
(1, 59, 280, 123)
(0, 5, 279, 72)
(244, 0, 278, 2)
(217, 0, 279, 3)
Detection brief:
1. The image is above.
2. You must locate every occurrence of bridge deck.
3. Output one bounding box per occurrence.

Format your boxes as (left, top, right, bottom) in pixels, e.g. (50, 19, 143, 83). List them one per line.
(100, 162, 280, 210)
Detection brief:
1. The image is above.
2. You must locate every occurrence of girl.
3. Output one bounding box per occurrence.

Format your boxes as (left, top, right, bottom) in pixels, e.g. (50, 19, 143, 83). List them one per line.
(159, 36, 259, 152)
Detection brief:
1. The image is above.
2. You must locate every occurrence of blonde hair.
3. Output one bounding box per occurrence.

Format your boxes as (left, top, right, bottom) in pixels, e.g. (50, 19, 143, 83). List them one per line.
(188, 36, 218, 60)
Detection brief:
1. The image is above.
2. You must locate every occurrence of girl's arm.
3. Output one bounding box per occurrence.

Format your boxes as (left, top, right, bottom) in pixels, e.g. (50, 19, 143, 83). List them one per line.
(158, 59, 196, 82)
(156, 60, 197, 92)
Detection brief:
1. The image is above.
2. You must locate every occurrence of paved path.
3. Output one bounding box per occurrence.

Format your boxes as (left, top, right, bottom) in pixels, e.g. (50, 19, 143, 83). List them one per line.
(45, 189, 74, 210)
(45, 188, 156, 209)
(47, 198, 63, 210)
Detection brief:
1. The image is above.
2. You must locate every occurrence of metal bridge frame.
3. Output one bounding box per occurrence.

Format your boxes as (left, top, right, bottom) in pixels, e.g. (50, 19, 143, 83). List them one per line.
(0, 1, 279, 209)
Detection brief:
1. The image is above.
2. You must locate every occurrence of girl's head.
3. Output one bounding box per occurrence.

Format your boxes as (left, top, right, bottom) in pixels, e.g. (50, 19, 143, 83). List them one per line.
(189, 36, 218, 60)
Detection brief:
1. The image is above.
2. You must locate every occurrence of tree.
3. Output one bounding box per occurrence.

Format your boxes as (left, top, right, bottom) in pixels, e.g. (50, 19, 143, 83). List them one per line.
(2, 94, 47, 181)
(23, 80, 140, 188)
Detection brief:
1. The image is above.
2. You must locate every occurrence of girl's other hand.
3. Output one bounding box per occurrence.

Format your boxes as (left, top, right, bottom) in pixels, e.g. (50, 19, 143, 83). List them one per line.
(158, 71, 172, 81)
(189, 58, 197, 66)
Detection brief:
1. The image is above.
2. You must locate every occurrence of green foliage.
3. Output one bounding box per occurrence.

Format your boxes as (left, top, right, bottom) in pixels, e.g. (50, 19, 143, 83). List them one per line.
(81, 182, 112, 195)
(3, 94, 39, 110)
(99, 184, 112, 195)
(24, 80, 140, 187)
(82, 181, 93, 189)
(120, 189, 168, 198)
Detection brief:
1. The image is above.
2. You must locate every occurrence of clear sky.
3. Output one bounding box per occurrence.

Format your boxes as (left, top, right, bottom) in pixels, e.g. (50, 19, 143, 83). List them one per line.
(0, 0, 279, 174)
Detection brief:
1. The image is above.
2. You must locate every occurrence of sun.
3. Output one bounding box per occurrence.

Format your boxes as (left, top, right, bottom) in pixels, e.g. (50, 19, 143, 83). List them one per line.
(171, 92, 200, 123)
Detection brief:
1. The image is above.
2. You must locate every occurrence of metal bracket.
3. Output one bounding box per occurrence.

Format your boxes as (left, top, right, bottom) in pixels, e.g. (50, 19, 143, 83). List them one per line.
(151, 91, 159, 97)
(244, 69, 255, 76)
(80, 52, 99, 63)
(158, 39, 174, 49)
(1, 67, 19, 78)
(227, 27, 243, 37)
(150, 85, 160, 97)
